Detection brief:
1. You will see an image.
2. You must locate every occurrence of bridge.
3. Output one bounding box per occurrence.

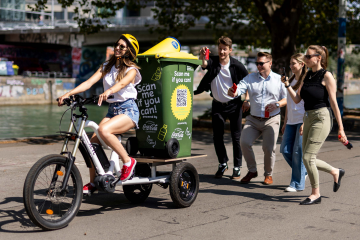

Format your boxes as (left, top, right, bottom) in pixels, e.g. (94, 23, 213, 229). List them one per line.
(0, 22, 244, 50)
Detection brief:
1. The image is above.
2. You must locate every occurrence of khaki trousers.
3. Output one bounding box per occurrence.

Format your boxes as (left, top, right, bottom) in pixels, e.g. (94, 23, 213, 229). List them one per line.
(240, 115, 281, 176)
(302, 107, 334, 188)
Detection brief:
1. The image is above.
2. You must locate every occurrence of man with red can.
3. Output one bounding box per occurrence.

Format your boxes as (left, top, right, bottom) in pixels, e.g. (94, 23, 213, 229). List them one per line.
(227, 52, 287, 185)
(194, 36, 249, 179)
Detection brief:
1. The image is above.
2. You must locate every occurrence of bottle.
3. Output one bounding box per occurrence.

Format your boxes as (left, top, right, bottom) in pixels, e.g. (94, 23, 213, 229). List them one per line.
(158, 124, 167, 141)
(338, 135, 353, 149)
(205, 48, 210, 60)
(151, 67, 161, 81)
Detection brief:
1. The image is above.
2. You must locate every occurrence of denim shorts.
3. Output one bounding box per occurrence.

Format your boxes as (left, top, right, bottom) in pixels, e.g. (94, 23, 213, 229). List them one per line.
(105, 99, 139, 129)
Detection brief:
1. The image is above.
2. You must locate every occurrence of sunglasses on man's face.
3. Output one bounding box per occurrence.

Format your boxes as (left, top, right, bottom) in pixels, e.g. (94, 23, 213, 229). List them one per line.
(114, 43, 127, 50)
(255, 61, 270, 66)
(304, 54, 320, 60)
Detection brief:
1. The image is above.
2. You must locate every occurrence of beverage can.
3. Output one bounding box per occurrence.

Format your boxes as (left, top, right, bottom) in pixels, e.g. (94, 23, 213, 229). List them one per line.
(232, 83, 237, 92)
(205, 48, 210, 60)
(265, 110, 269, 118)
(339, 135, 353, 149)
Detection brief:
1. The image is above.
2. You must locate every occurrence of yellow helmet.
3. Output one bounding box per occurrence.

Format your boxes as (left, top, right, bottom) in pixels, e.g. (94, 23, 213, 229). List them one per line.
(120, 34, 139, 60)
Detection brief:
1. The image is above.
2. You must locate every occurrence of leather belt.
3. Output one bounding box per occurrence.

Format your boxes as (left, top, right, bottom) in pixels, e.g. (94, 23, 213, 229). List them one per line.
(251, 113, 280, 121)
(213, 98, 240, 106)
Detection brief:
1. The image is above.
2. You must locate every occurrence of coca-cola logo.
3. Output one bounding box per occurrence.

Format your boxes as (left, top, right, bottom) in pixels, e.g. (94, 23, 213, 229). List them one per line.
(171, 128, 184, 140)
(142, 121, 158, 132)
(146, 135, 156, 148)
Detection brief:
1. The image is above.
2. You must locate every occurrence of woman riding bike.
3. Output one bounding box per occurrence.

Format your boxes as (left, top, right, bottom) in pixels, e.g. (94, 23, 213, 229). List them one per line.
(58, 34, 141, 194)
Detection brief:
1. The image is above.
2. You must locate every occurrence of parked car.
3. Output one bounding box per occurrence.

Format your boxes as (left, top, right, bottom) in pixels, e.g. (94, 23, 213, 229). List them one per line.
(84, 18, 114, 27)
(12, 22, 33, 29)
(54, 20, 78, 28)
(40, 23, 55, 29)
(1, 22, 15, 30)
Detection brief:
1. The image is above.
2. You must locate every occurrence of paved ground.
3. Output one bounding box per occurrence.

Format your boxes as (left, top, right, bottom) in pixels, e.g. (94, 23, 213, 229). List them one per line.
(0, 128, 359, 239)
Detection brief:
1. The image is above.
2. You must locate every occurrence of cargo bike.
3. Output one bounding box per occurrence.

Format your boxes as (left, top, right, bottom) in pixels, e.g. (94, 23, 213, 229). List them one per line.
(22, 95, 205, 230)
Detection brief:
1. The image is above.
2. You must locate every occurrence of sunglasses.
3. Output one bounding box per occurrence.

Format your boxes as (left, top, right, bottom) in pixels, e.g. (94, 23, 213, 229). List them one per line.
(114, 43, 127, 50)
(255, 61, 270, 66)
(304, 54, 320, 59)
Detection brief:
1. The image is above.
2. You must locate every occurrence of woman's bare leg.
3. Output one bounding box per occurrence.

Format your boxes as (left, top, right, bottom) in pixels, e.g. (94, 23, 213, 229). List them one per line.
(97, 114, 135, 164)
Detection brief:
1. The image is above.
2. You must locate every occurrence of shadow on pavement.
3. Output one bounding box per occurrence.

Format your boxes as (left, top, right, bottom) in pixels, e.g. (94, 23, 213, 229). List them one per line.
(0, 192, 178, 233)
(77, 193, 177, 218)
(197, 173, 329, 204)
(0, 197, 43, 233)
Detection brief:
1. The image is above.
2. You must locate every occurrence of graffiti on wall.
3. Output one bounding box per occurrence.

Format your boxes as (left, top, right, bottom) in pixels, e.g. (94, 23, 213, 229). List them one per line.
(0, 85, 24, 98)
(70, 34, 85, 48)
(72, 47, 82, 78)
(6, 79, 24, 85)
(78, 46, 105, 81)
(0, 79, 72, 100)
(77, 46, 106, 97)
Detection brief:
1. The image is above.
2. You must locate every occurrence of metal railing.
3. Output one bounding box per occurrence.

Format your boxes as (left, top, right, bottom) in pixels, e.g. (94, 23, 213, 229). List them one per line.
(23, 71, 71, 78)
(0, 16, 210, 31)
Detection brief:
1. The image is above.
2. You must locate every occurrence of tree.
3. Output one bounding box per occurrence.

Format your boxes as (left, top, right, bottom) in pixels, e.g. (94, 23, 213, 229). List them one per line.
(32, 0, 360, 71)
(149, 0, 360, 72)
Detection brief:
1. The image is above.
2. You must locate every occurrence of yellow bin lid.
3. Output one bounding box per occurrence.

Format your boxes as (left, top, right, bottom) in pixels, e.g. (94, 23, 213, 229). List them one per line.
(138, 37, 198, 59)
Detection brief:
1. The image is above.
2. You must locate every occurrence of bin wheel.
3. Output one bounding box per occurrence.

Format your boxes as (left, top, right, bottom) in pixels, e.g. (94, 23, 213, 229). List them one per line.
(169, 162, 199, 208)
(126, 137, 138, 155)
(165, 138, 180, 159)
(123, 164, 152, 204)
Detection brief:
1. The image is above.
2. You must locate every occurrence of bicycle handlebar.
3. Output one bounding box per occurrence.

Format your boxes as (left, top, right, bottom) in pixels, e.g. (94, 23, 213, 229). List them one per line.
(56, 95, 114, 107)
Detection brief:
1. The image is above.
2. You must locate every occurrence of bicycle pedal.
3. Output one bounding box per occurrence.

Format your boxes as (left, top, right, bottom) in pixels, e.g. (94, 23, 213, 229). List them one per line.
(83, 192, 92, 197)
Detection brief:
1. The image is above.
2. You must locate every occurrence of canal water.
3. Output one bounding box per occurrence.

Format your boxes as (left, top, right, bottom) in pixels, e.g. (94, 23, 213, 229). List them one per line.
(1, 95, 359, 139)
(0, 100, 213, 139)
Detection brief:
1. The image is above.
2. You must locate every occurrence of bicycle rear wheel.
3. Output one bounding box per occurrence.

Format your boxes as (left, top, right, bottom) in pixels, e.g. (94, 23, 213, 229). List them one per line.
(23, 154, 83, 230)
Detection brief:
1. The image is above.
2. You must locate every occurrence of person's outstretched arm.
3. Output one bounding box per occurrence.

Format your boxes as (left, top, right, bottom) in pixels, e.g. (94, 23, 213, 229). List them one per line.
(58, 67, 102, 105)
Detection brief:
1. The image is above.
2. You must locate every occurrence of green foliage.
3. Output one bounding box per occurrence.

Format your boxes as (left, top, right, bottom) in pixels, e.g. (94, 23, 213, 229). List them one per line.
(30, 0, 126, 34)
(346, 53, 360, 78)
(32, 0, 360, 53)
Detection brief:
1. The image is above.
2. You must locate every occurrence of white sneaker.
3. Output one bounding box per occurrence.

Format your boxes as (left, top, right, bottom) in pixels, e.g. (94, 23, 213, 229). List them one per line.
(285, 186, 297, 192)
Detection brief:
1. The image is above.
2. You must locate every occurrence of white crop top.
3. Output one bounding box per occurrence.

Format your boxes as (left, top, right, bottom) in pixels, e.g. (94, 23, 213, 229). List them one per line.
(102, 63, 142, 103)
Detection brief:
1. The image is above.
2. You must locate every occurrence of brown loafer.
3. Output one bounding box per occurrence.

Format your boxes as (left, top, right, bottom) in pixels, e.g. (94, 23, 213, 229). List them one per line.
(240, 171, 258, 183)
(263, 176, 273, 185)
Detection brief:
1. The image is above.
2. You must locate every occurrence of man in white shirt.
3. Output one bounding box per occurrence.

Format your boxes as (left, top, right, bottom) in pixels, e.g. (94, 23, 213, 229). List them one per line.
(228, 52, 287, 185)
(195, 36, 249, 179)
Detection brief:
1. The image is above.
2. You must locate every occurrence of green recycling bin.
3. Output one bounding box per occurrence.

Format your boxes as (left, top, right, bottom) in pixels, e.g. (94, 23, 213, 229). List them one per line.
(126, 38, 202, 158)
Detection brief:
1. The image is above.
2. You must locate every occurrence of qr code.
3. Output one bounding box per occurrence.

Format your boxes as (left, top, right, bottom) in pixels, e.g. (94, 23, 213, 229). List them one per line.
(177, 89, 187, 107)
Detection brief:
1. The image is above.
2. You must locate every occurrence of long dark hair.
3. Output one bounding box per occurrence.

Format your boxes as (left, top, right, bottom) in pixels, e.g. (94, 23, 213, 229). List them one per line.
(101, 36, 140, 82)
(288, 53, 306, 91)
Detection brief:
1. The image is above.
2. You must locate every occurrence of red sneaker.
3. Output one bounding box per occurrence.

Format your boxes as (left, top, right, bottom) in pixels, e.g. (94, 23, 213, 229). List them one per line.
(83, 182, 97, 194)
(120, 157, 137, 181)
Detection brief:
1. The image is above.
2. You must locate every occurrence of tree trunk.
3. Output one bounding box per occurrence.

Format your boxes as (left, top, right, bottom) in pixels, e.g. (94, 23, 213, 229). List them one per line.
(254, 0, 303, 74)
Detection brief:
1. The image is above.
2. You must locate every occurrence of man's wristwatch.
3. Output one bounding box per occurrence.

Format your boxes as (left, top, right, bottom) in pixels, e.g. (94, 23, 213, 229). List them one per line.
(275, 103, 280, 108)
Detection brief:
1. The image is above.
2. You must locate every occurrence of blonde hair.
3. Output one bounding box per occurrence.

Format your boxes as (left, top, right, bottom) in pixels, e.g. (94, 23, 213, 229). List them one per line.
(288, 53, 306, 91)
(307, 45, 329, 69)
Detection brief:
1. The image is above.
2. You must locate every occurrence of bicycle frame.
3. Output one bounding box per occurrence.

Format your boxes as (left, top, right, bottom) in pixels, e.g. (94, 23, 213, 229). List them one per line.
(58, 105, 121, 191)
(57, 96, 183, 192)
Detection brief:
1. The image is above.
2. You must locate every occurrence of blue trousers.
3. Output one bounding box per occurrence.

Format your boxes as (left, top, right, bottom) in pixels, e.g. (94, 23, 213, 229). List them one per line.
(280, 123, 307, 190)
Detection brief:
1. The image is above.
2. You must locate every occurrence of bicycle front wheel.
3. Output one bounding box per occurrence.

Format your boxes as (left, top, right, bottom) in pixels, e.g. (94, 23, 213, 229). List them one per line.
(23, 154, 83, 230)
